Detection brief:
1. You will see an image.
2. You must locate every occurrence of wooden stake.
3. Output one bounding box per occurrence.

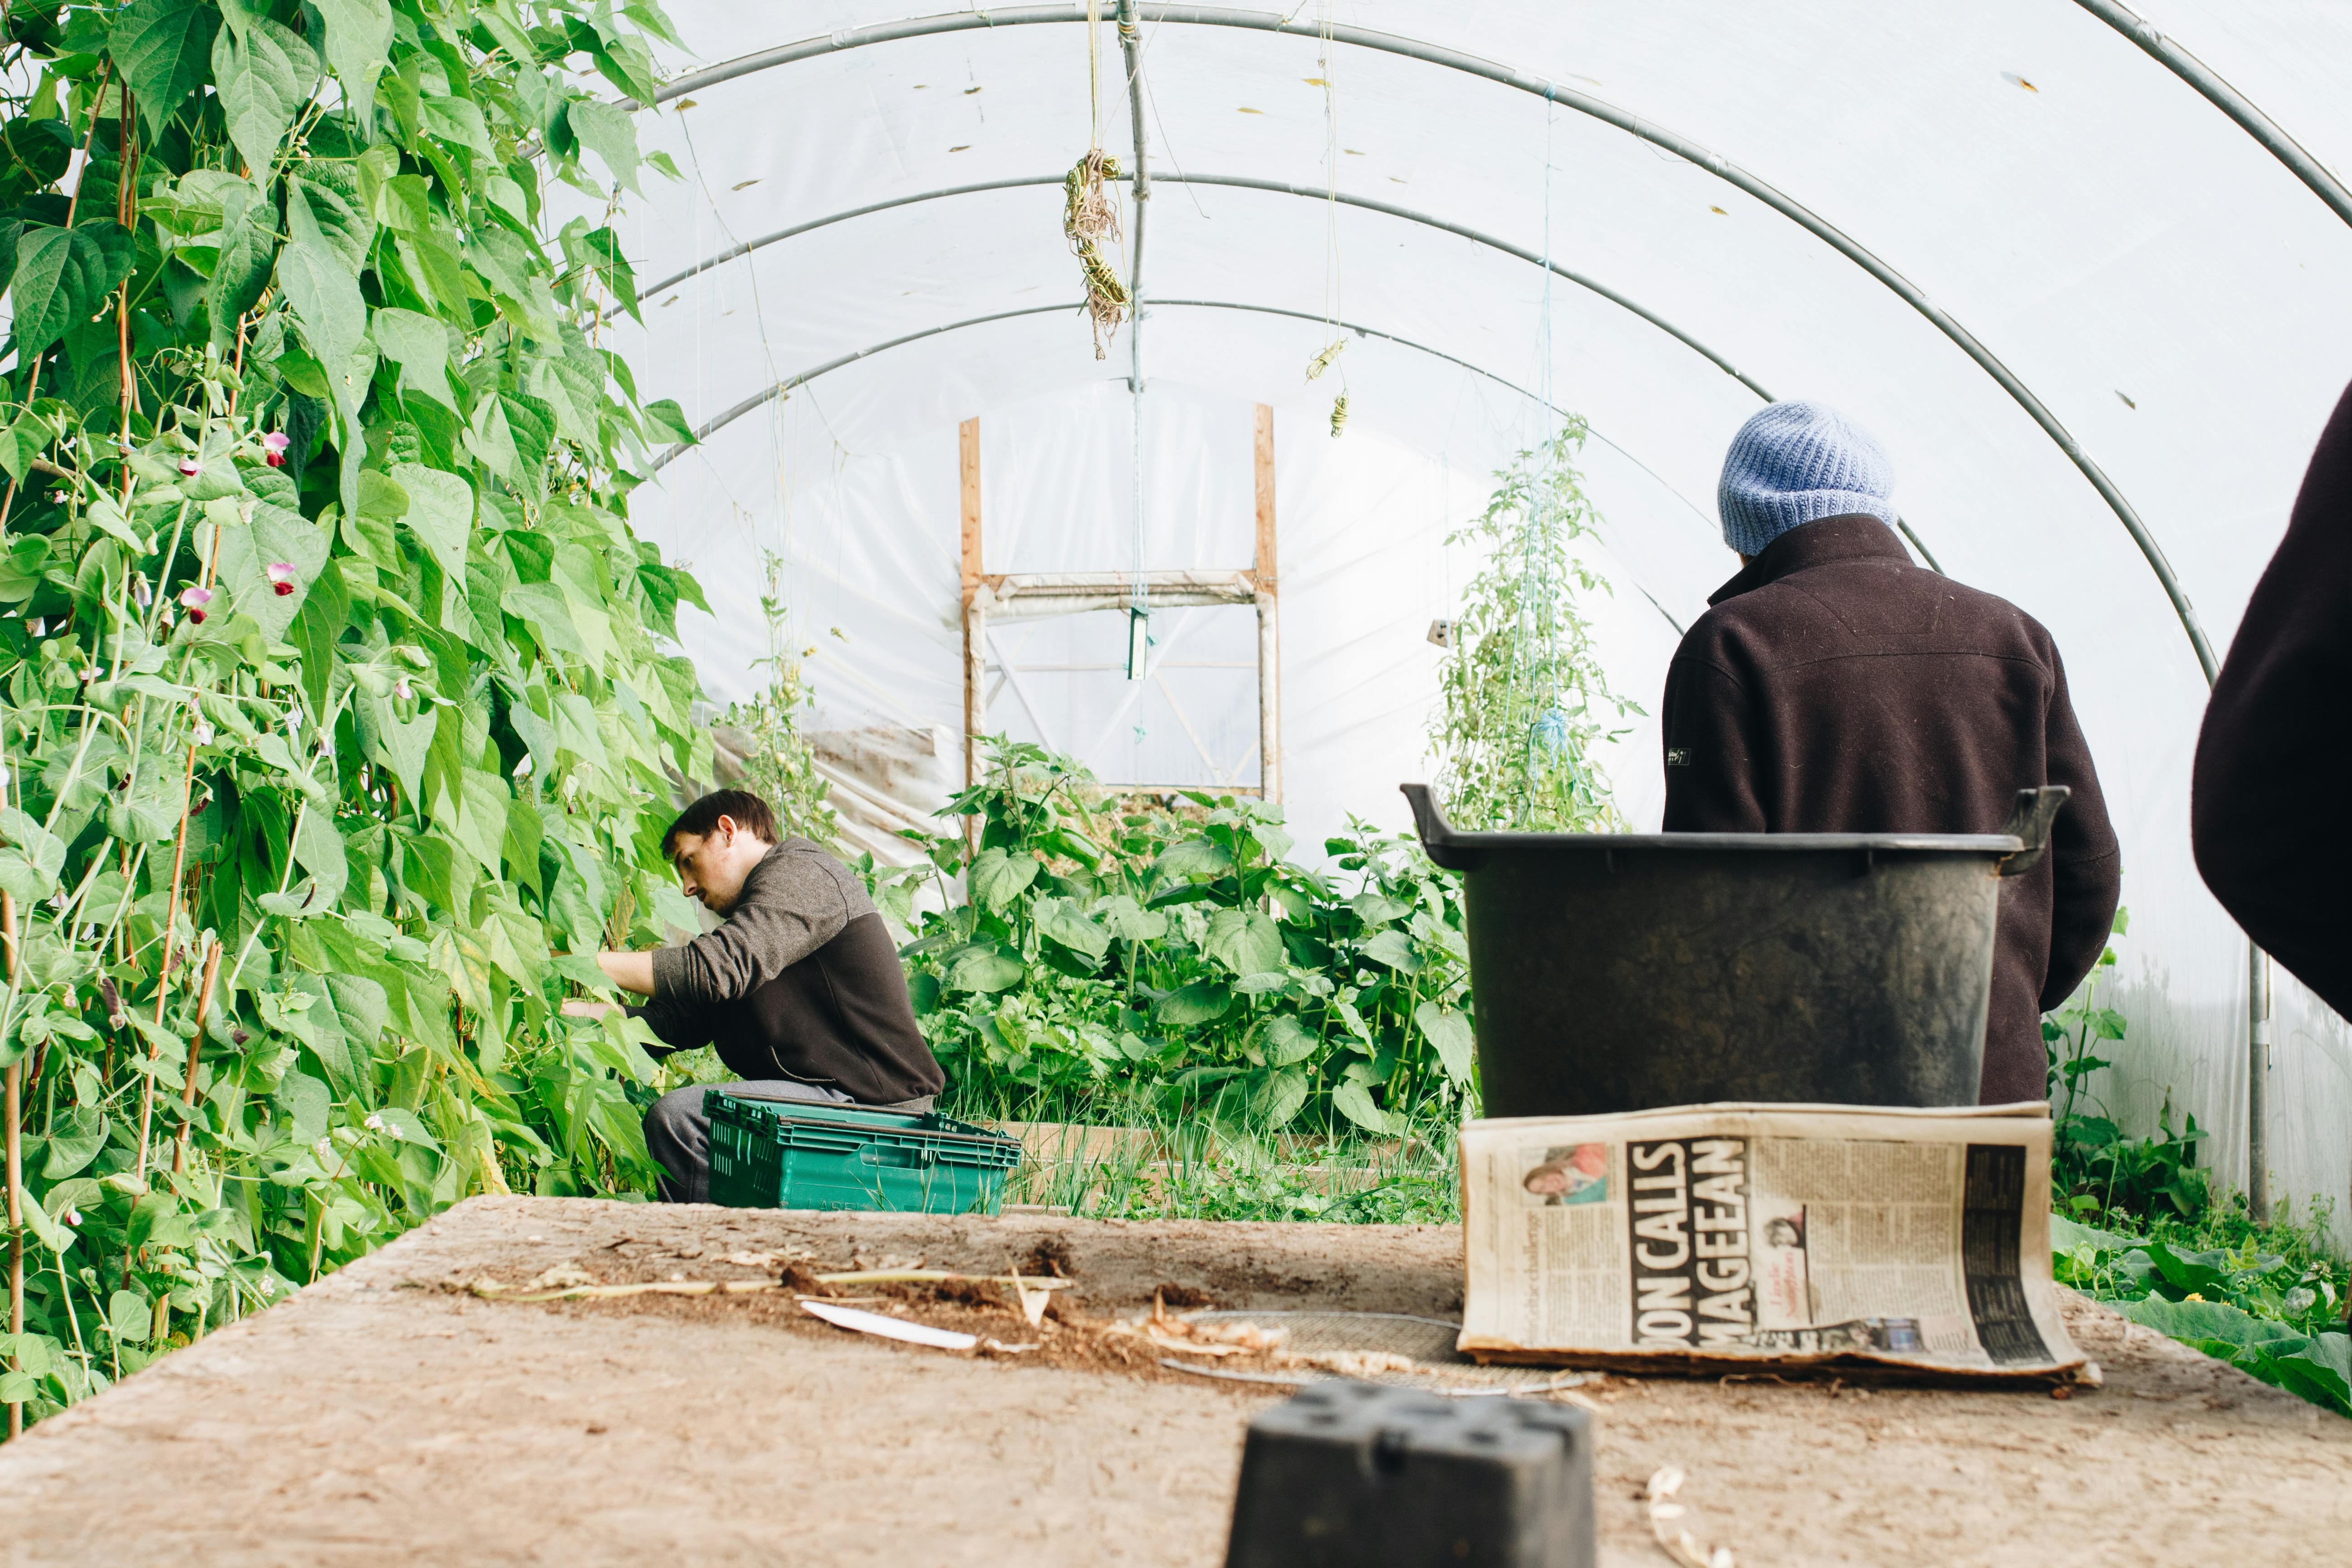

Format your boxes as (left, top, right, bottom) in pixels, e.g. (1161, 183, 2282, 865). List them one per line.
(130, 736, 201, 1182)
(959, 417, 985, 861)
(115, 81, 139, 477)
(1251, 404, 1282, 804)
(131, 522, 223, 1190)
(5, 890, 22, 1440)
(169, 942, 225, 1178)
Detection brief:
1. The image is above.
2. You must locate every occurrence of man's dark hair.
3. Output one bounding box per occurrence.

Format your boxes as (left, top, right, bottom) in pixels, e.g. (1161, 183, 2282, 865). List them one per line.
(662, 789, 779, 859)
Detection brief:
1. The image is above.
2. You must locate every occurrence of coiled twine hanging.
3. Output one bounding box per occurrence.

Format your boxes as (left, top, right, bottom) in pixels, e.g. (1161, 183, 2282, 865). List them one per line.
(1064, 151, 1128, 359)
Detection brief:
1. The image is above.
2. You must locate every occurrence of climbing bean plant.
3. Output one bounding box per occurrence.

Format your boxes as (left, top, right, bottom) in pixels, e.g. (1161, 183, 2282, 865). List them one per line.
(0, 0, 710, 1428)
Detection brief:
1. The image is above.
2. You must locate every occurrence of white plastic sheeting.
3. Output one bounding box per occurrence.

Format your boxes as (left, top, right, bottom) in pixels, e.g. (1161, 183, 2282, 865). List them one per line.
(597, 2, 2352, 1232)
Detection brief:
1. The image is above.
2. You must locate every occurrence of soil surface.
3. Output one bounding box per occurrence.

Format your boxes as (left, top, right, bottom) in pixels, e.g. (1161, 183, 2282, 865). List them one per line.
(3, 1196, 2349, 1566)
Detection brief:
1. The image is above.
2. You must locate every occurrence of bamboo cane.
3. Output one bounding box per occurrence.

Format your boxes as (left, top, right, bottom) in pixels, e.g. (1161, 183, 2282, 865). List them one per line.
(169, 942, 224, 1180)
(129, 735, 201, 1183)
(5, 890, 22, 1440)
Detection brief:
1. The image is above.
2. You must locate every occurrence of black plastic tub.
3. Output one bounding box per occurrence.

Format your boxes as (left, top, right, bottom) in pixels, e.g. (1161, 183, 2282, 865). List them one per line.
(1402, 784, 2068, 1117)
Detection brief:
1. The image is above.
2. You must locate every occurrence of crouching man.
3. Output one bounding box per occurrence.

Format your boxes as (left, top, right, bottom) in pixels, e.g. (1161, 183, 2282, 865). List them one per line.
(564, 789, 943, 1201)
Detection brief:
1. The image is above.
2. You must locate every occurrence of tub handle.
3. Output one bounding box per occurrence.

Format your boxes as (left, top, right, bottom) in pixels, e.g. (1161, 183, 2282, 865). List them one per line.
(1400, 783, 1480, 871)
(1995, 785, 2070, 877)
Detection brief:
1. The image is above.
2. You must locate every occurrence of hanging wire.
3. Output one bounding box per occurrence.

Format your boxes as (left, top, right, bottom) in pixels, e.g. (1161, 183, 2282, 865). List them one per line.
(1519, 86, 1565, 817)
(1128, 370, 1149, 679)
(1522, 85, 1596, 818)
(1308, 1, 1349, 436)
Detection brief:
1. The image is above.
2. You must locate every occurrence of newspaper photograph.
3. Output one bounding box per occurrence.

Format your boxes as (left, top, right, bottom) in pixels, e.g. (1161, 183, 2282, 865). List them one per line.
(1459, 1101, 2090, 1381)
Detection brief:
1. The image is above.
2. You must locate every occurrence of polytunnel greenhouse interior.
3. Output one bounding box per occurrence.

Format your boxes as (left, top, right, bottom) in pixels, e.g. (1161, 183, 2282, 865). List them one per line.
(619, 1, 2352, 1235)
(5, 0, 2352, 1537)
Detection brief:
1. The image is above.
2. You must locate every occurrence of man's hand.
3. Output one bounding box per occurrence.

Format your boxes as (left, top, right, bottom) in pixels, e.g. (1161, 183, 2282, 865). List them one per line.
(596, 950, 657, 996)
(561, 1000, 620, 1021)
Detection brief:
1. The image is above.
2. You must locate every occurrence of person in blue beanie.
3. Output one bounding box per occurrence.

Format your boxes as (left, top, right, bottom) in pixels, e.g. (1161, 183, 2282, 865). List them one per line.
(1660, 402, 2121, 1105)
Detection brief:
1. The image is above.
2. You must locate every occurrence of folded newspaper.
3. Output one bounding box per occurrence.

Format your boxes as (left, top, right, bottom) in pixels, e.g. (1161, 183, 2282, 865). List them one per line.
(1459, 1101, 2093, 1383)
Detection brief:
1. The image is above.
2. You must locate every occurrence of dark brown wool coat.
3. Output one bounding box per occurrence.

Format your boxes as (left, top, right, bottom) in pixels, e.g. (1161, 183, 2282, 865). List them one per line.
(2193, 378, 2352, 1021)
(632, 840, 943, 1104)
(1660, 515, 2122, 1103)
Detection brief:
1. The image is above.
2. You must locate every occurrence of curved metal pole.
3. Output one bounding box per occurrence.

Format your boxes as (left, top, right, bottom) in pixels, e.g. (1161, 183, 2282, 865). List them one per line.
(647, 303, 1078, 470)
(647, 287, 1945, 570)
(650, 2, 2211, 677)
(2072, 0, 2305, 1227)
(1144, 300, 1940, 573)
(2074, 0, 2352, 233)
(632, 175, 1942, 567)
(626, 172, 1770, 397)
(650, 294, 1710, 631)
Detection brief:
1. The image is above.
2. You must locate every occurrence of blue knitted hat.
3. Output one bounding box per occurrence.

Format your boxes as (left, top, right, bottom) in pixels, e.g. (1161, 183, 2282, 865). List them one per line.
(1716, 401, 1897, 556)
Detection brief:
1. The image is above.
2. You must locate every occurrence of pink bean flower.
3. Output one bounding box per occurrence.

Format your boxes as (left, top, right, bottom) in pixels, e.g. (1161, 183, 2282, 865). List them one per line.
(180, 585, 213, 624)
(267, 561, 298, 597)
(176, 456, 202, 478)
(261, 431, 291, 467)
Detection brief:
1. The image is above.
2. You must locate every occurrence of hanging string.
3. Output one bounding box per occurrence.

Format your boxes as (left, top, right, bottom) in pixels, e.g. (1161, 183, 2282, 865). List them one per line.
(1128, 364, 1149, 679)
(1066, 0, 1128, 358)
(1307, 2, 1348, 436)
(1519, 87, 1560, 814)
(1519, 85, 1590, 817)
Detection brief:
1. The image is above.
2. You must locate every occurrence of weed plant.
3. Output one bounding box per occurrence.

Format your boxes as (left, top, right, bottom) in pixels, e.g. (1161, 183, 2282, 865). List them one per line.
(949, 1079, 1463, 1227)
(2045, 913, 2350, 1415)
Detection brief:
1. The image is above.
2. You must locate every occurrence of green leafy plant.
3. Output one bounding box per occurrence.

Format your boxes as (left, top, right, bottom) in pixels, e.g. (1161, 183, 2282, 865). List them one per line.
(2044, 910, 2210, 1220)
(0, 0, 712, 1429)
(2043, 911, 2349, 1418)
(878, 737, 1478, 1138)
(2055, 1214, 2349, 1416)
(1428, 418, 1636, 831)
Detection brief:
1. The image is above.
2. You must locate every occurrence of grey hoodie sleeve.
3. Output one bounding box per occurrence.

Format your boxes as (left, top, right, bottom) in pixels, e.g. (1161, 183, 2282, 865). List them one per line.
(647, 845, 859, 1007)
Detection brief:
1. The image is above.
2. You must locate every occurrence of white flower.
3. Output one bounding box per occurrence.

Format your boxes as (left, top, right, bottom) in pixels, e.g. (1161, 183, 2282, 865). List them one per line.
(364, 1113, 385, 1132)
(259, 1278, 275, 1296)
(0, 764, 11, 787)
(64, 1208, 81, 1226)
(192, 720, 216, 746)
(286, 708, 302, 733)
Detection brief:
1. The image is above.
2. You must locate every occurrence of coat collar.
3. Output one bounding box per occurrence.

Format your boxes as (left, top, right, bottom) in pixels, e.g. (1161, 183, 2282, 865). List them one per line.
(1707, 515, 1912, 606)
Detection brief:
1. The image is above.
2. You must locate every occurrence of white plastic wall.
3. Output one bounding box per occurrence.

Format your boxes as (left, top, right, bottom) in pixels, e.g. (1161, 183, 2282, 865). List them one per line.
(599, 1, 2352, 1236)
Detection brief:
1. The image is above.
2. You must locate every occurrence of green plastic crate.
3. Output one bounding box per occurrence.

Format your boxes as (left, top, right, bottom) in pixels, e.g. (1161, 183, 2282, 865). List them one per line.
(705, 1093, 1024, 1214)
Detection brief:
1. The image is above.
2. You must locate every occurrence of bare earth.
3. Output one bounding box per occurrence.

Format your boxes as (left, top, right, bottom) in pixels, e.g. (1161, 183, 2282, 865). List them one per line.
(3, 1195, 2347, 1567)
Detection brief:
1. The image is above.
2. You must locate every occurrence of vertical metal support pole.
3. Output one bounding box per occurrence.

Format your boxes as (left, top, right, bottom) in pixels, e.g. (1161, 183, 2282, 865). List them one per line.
(5, 890, 22, 1440)
(1116, 0, 1151, 381)
(1252, 404, 1282, 804)
(959, 417, 986, 862)
(2249, 941, 2272, 1224)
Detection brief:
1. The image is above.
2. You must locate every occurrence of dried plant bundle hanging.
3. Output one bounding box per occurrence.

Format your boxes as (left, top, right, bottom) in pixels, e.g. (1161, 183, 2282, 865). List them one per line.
(1064, 150, 1129, 358)
(1304, 338, 1345, 381)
